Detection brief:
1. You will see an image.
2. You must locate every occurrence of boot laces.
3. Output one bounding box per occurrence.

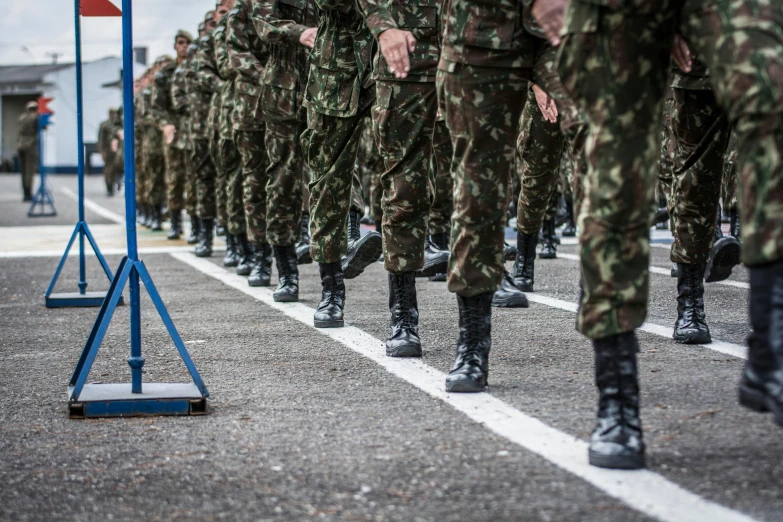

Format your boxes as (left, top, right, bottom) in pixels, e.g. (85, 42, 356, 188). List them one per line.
(393, 278, 414, 329)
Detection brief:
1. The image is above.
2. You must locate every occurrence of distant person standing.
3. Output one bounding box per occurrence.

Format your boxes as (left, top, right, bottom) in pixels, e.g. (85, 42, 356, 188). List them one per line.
(98, 107, 120, 196)
(17, 101, 39, 202)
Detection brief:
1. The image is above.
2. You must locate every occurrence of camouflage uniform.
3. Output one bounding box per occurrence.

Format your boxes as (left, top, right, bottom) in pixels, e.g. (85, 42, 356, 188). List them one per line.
(722, 131, 738, 212)
(437, 0, 536, 296)
(251, 0, 318, 247)
(97, 116, 118, 194)
(227, 0, 270, 245)
(16, 111, 38, 199)
(359, 0, 440, 273)
(557, 0, 783, 339)
(171, 46, 199, 221)
(193, 32, 222, 221)
(140, 86, 167, 209)
(428, 117, 453, 235)
(301, 0, 373, 263)
(215, 18, 245, 237)
(152, 60, 190, 215)
(357, 117, 383, 223)
(133, 95, 148, 210)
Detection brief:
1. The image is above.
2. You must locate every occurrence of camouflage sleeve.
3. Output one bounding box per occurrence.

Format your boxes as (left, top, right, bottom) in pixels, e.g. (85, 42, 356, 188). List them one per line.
(171, 65, 189, 113)
(226, 1, 264, 84)
(195, 35, 225, 93)
(97, 122, 109, 154)
(314, 0, 351, 12)
(252, 0, 308, 46)
(150, 72, 171, 127)
(356, 0, 397, 38)
(214, 24, 236, 81)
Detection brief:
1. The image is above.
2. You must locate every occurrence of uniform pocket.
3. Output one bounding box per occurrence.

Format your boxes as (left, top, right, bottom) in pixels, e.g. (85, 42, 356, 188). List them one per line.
(457, 0, 517, 50)
(371, 83, 400, 158)
(305, 64, 360, 116)
(262, 71, 299, 119)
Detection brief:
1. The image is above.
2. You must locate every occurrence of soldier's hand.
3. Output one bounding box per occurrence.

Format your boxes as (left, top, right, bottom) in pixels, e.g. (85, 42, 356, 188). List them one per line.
(111, 140, 119, 153)
(118, 130, 124, 141)
(532, 84, 558, 123)
(532, 0, 566, 47)
(300, 27, 317, 49)
(163, 124, 176, 145)
(378, 28, 416, 80)
(672, 34, 692, 73)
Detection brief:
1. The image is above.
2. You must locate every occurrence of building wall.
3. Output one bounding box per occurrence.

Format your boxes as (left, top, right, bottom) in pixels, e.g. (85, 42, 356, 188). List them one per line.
(43, 56, 123, 172)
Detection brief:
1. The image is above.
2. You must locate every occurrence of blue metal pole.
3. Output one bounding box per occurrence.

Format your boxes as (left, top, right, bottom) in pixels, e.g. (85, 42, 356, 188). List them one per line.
(120, 0, 143, 393)
(74, 0, 87, 294)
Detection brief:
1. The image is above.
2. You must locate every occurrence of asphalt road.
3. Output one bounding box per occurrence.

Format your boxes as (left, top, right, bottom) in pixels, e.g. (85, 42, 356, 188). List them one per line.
(1, 173, 780, 522)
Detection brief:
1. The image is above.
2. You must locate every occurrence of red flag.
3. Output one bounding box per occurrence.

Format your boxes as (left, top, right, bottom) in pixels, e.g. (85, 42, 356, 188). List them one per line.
(38, 97, 54, 115)
(80, 0, 122, 17)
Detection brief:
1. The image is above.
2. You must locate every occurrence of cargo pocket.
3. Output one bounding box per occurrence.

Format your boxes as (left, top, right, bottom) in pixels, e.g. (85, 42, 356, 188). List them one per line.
(371, 83, 400, 159)
(262, 71, 298, 120)
(305, 64, 360, 116)
(235, 81, 262, 125)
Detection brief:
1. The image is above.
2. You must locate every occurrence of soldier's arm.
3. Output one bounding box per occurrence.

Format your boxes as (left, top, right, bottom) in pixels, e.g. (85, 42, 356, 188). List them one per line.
(226, 1, 264, 84)
(251, 0, 307, 47)
(357, 0, 415, 79)
(215, 25, 237, 81)
(170, 67, 189, 113)
(196, 36, 226, 93)
(356, 0, 396, 38)
(150, 72, 172, 127)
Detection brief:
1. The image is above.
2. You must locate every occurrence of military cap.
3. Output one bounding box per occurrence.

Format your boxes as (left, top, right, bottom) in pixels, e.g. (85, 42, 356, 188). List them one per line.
(175, 30, 194, 43)
(26, 101, 38, 110)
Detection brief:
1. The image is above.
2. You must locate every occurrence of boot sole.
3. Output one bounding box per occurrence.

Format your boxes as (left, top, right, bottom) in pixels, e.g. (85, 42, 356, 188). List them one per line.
(223, 260, 239, 267)
(248, 279, 272, 287)
(539, 252, 557, 260)
(342, 234, 383, 280)
(588, 450, 645, 470)
(738, 384, 770, 413)
(386, 344, 423, 358)
(512, 280, 534, 292)
(419, 257, 449, 278)
(429, 273, 447, 282)
(314, 319, 344, 328)
(672, 331, 712, 345)
(445, 378, 487, 393)
(705, 239, 741, 283)
(492, 294, 529, 308)
(167, 235, 181, 240)
(236, 266, 252, 276)
(273, 293, 299, 303)
(194, 251, 213, 258)
(187, 239, 199, 245)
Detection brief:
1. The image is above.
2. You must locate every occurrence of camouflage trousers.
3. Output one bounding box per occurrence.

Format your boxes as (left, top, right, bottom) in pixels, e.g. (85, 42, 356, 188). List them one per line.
(668, 87, 730, 264)
(722, 131, 738, 211)
(373, 81, 437, 273)
(429, 117, 453, 235)
(186, 153, 198, 218)
(265, 117, 308, 247)
(165, 145, 188, 213)
(19, 147, 37, 197)
(143, 129, 166, 207)
(193, 138, 217, 220)
(134, 128, 146, 206)
(211, 131, 228, 228)
(220, 138, 245, 236)
(103, 152, 117, 192)
(303, 108, 368, 264)
(657, 96, 676, 216)
(558, 0, 783, 339)
(236, 130, 268, 245)
(516, 85, 564, 235)
(438, 62, 529, 296)
(357, 117, 383, 222)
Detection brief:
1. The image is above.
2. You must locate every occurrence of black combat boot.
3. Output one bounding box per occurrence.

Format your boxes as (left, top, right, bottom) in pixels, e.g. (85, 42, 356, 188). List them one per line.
(223, 234, 240, 267)
(195, 219, 214, 258)
(142, 204, 153, 228)
(386, 272, 421, 357)
(188, 215, 201, 245)
(248, 243, 273, 287)
(216, 224, 226, 237)
(419, 236, 449, 278)
(236, 234, 253, 276)
(428, 230, 449, 282)
(150, 205, 163, 231)
(653, 207, 669, 228)
(272, 245, 299, 302)
(671, 263, 679, 278)
(562, 201, 577, 237)
(729, 208, 741, 240)
(446, 292, 493, 393)
(738, 261, 783, 426)
(589, 332, 646, 470)
(314, 262, 345, 328)
(539, 218, 557, 259)
(504, 242, 518, 261)
(136, 206, 144, 225)
(23, 188, 33, 202)
(167, 211, 183, 240)
(342, 210, 382, 279)
(673, 262, 711, 344)
(512, 230, 537, 292)
(705, 220, 740, 282)
(492, 271, 529, 308)
(296, 214, 313, 265)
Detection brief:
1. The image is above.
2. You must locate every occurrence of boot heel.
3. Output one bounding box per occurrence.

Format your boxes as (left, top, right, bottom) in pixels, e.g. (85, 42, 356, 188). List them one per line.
(739, 384, 769, 413)
(588, 450, 645, 470)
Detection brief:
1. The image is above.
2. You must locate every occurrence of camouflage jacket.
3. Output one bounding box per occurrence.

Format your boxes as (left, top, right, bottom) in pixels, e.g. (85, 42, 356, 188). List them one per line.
(17, 112, 38, 151)
(151, 61, 188, 150)
(252, 0, 318, 121)
(195, 30, 225, 140)
(358, 0, 440, 82)
(304, 0, 375, 118)
(214, 18, 237, 140)
(97, 119, 115, 156)
(441, 0, 535, 68)
(170, 45, 198, 150)
(227, 0, 270, 130)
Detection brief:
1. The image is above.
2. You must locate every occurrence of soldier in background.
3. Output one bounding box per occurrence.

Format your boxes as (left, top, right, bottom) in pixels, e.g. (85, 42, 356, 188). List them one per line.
(17, 101, 39, 202)
(143, 56, 172, 231)
(97, 107, 119, 196)
(152, 30, 193, 240)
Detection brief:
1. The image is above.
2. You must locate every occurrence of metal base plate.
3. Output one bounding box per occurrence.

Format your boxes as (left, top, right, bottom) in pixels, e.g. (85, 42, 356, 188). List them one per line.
(68, 383, 207, 418)
(46, 292, 125, 308)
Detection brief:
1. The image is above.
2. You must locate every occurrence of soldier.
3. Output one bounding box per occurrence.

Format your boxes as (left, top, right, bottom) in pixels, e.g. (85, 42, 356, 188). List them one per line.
(250, 0, 318, 302)
(144, 58, 172, 231)
(152, 30, 193, 240)
(534, 0, 783, 469)
(17, 101, 39, 202)
(97, 108, 119, 196)
(300, 0, 382, 328)
(226, 0, 272, 288)
(133, 78, 149, 225)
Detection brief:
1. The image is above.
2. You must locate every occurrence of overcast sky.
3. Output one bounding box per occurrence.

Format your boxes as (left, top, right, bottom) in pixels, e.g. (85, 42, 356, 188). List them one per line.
(0, 0, 216, 70)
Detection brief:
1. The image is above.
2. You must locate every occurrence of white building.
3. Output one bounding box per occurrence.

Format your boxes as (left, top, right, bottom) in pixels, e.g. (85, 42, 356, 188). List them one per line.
(0, 56, 123, 173)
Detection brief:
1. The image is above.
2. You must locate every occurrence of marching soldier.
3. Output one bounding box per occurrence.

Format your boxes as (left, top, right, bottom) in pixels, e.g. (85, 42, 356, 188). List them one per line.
(97, 108, 119, 196)
(17, 101, 39, 202)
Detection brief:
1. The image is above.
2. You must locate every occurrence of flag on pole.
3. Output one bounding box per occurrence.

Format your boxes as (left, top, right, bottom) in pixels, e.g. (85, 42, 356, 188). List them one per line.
(80, 0, 122, 17)
(38, 97, 54, 115)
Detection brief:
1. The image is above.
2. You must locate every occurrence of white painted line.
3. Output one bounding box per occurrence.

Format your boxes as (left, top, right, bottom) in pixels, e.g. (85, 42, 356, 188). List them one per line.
(173, 252, 757, 522)
(0, 245, 225, 259)
(556, 253, 750, 290)
(60, 186, 126, 225)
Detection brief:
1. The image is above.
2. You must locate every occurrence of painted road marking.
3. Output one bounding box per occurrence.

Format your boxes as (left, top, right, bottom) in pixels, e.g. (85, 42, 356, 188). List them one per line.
(60, 186, 126, 225)
(173, 252, 757, 522)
